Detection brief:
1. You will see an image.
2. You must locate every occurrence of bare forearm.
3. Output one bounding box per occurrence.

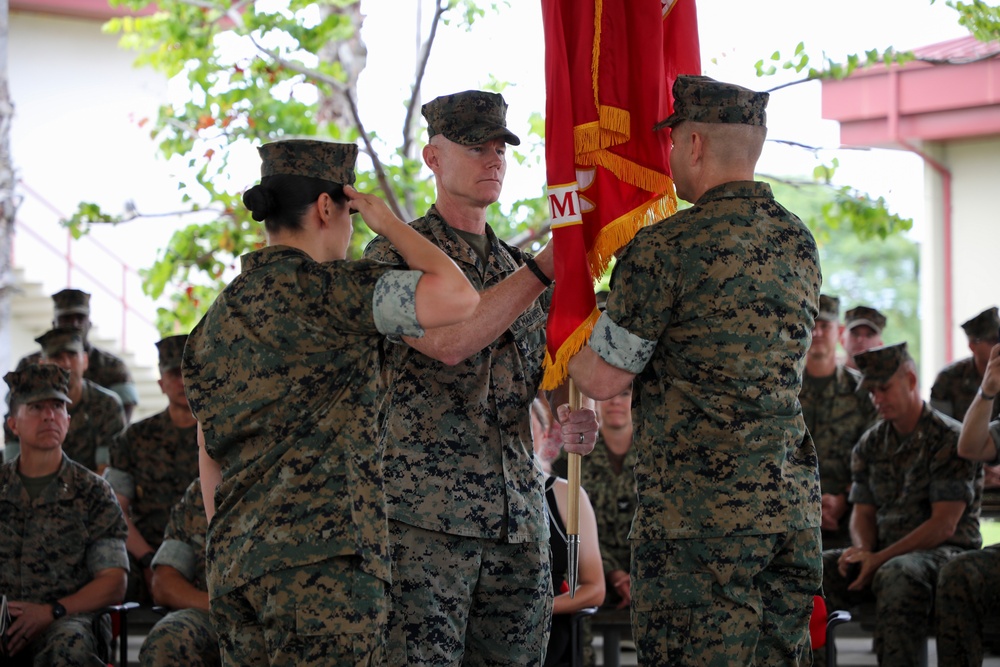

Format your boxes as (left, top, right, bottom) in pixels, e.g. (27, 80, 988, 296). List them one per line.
(404, 267, 547, 365)
(958, 393, 998, 461)
(152, 567, 209, 612)
(849, 508, 878, 551)
(568, 346, 636, 401)
(119, 499, 154, 559)
(60, 569, 127, 614)
(875, 517, 959, 563)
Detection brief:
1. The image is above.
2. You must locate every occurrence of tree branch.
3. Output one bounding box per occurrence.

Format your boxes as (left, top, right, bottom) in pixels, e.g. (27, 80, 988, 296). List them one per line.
(402, 0, 448, 160)
(249, 37, 407, 222)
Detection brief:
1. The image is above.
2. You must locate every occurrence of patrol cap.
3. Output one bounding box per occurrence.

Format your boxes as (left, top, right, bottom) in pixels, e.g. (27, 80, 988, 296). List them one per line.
(156, 334, 188, 372)
(4, 364, 72, 408)
(51, 288, 91, 317)
(422, 90, 521, 146)
(844, 305, 886, 334)
(654, 75, 769, 131)
(36, 327, 85, 358)
(817, 294, 840, 323)
(960, 307, 1000, 341)
(855, 342, 911, 391)
(258, 139, 357, 186)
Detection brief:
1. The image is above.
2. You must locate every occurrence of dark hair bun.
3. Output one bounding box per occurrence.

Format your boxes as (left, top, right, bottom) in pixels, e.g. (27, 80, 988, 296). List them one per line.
(242, 184, 275, 222)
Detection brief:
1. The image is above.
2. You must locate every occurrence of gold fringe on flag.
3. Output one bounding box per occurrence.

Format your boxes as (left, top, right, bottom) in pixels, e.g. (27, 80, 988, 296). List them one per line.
(541, 307, 602, 391)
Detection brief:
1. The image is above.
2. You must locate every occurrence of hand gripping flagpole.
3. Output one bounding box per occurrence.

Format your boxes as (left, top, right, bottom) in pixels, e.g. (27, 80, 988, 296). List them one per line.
(566, 380, 582, 597)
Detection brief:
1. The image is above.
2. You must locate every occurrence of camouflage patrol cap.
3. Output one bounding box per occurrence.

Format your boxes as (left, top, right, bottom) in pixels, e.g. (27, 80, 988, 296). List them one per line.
(258, 139, 357, 186)
(845, 305, 887, 334)
(422, 90, 521, 146)
(817, 294, 840, 323)
(35, 327, 85, 358)
(4, 364, 72, 407)
(855, 342, 911, 391)
(654, 75, 769, 131)
(156, 334, 189, 372)
(960, 307, 1000, 341)
(51, 288, 91, 317)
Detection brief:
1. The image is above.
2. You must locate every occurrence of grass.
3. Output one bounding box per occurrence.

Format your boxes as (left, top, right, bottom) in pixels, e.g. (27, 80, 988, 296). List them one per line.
(983, 519, 1000, 547)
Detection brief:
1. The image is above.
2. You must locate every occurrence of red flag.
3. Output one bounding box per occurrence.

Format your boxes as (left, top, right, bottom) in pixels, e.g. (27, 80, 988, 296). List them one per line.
(540, 0, 701, 390)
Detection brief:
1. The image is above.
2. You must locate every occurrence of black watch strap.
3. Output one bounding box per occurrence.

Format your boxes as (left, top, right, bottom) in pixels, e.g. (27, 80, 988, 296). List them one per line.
(50, 601, 67, 620)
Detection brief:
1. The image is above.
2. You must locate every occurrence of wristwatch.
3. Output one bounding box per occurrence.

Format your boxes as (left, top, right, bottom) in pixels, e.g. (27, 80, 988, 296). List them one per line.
(139, 552, 155, 570)
(50, 601, 67, 620)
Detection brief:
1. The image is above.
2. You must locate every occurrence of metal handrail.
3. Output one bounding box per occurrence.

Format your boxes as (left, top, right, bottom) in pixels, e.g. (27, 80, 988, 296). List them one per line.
(13, 179, 158, 355)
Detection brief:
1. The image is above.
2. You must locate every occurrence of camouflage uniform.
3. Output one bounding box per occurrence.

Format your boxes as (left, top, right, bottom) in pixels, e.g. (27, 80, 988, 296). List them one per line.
(184, 139, 423, 667)
(821, 400, 982, 667)
(800, 363, 877, 548)
(139, 478, 220, 667)
(934, 417, 1000, 667)
(0, 452, 129, 665)
(5, 356, 127, 472)
(930, 307, 1000, 421)
(589, 74, 822, 667)
(104, 409, 198, 600)
(365, 206, 553, 667)
(362, 90, 552, 667)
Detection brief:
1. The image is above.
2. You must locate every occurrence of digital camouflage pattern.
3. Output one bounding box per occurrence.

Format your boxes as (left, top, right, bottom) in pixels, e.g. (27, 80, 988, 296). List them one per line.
(35, 326, 85, 356)
(387, 521, 551, 666)
(258, 139, 358, 185)
(7, 379, 127, 471)
(182, 244, 423, 599)
(935, 544, 1000, 666)
(15, 343, 138, 409)
(422, 90, 521, 146)
(364, 205, 551, 665)
(854, 342, 910, 391)
(654, 75, 768, 130)
(0, 453, 127, 663)
(849, 404, 982, 550)
(105, 409, 199, 549)
(140, 478, 218, 667)
(595, 181, 822, 540)
(552, 435, 637, 578)
(19, 613, 114, 666)
(960, 306, 1000, 340)
(155, 334, 188, 372)
(0, 452, 128, 602)
(51, 287, 91, 315)
(631, 529, 821, 666)
(363, 206, 550, 542)
(3, 364, 71, 407)
(140, 608, 219, 667)
(930, 356, 1000, 421)
(211, 556, 387, 666)
(816, 293, 840, 322)
(800, 364, 877, 497)
(821, 544, 966, 667)
(844, 304, 886, 334)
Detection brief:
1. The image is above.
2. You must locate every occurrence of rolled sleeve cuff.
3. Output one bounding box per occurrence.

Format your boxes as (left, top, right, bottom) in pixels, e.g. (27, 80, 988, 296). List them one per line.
(589, 312, 656, 375)
(109, 383, 139, 406)
(931, 479, 977, 506)
(102, 468, 135, 500)
(849, 484, 874, 506)
(152, 539, 197, 582)
(87, 538, 129, 575)
(373, 270, 425, 338)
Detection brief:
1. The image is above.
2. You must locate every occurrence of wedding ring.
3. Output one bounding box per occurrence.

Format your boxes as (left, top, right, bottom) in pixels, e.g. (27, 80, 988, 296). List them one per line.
(578, 433, 585, 444)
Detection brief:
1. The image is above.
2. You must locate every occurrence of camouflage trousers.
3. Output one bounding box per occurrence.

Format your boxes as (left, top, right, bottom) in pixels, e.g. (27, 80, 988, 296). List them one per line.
(9, 613, 110, 667)
(935, 544, 1000, 667)
(387, 520, 553, 667)
(210, 555, 387, 667)
(630, 528, 822, 667)
(139, 607, 220, 667)
(821, 544, 964, 667)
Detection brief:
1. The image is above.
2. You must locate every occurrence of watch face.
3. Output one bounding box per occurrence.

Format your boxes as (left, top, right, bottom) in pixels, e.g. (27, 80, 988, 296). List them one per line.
(51, 602, 66, 619)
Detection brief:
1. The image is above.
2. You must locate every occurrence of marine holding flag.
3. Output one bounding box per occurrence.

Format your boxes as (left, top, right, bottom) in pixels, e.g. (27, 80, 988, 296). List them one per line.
(568, 75, 824, 665)
(363, 91, 598, 667)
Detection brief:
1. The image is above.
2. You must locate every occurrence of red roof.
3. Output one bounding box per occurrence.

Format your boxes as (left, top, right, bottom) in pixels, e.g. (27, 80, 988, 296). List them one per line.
(11, 0, 153, 21)
(911, 35, 1000, 62)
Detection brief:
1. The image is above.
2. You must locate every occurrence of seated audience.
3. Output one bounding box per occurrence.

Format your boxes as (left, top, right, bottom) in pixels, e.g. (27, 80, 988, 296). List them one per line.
(105, 334, 199, 603)
(841, 305, 886, 371)
(0, 364, 128, 665)
(935, 340, 1000, 667)
(139, 477, 220, 667)
(819, 343, 982, 667)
